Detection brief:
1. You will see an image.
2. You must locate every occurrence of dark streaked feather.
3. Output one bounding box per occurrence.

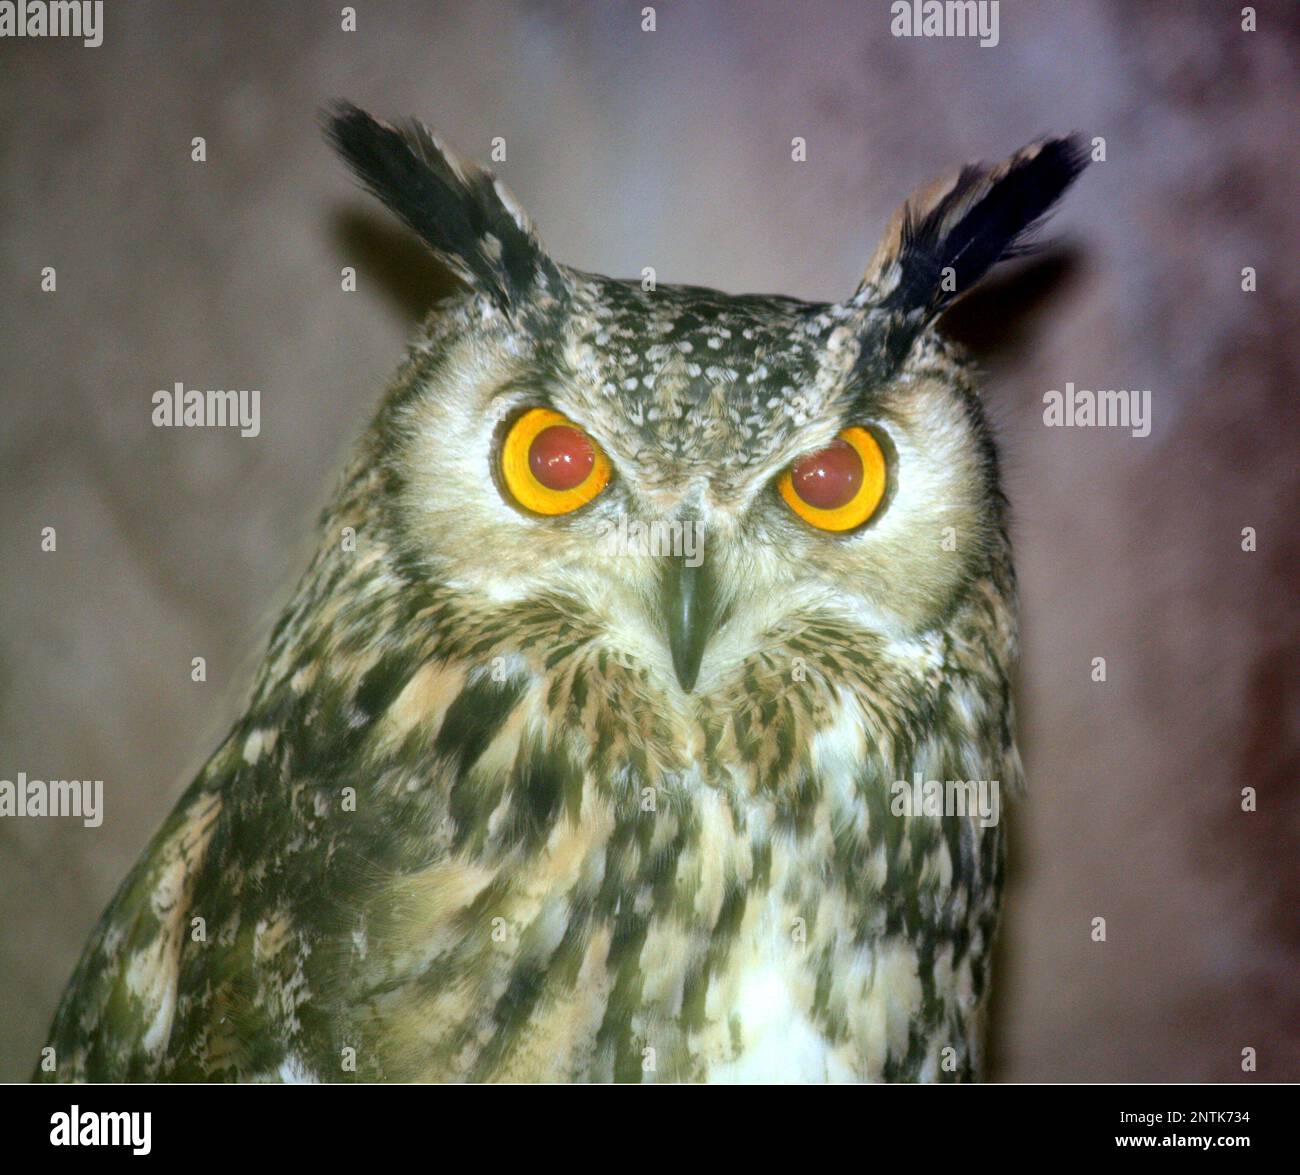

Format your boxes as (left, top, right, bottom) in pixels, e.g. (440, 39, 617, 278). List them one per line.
(324, 101, 564, 313)
(881, 135, 1089, 319)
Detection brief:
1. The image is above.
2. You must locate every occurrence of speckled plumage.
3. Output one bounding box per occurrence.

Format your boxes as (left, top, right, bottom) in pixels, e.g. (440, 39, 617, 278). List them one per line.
(38, 106, 1085, 1083)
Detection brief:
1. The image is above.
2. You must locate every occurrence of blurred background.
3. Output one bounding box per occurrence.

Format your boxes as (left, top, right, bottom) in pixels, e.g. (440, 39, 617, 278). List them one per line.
(1, 0, 1296, 1081)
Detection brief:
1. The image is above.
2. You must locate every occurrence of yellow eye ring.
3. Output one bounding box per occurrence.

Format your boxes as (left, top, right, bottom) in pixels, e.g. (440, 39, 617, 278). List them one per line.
(778, 426, 888, 532)
(499, 407, 611, 516)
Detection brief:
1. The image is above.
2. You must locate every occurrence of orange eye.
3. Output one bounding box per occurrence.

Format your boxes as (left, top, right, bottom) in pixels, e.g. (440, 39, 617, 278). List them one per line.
(499, 407, 611, 515)
(778, 426, 888, 532)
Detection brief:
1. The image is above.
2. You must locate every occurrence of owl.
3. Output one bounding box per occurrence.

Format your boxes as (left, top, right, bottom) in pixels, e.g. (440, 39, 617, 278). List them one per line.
(37, 104, 1085, 1083)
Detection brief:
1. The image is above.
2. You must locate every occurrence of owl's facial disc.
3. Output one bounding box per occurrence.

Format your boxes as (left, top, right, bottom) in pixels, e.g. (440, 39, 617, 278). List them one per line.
(392, 317, 1010, 708)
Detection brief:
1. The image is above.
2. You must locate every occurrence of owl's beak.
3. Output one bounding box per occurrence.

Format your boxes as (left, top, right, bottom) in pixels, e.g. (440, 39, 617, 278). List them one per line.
(660, 551, 720, 693)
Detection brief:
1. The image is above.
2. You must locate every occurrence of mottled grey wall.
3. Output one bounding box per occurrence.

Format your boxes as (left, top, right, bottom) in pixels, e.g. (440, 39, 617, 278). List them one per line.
(1, 0, 1296, 1081)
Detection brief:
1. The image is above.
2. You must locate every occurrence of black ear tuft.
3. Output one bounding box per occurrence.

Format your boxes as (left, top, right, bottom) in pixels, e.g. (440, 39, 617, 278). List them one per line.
(864, 135, 1089, 323)
(323, 102, 565, 314)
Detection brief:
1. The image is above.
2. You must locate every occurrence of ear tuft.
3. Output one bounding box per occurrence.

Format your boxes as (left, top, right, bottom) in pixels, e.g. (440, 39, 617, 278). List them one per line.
(860, 135, 1089, 323)
(324, 102, 565, 315)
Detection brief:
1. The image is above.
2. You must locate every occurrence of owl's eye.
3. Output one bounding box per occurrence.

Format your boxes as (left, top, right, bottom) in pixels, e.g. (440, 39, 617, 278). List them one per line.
(778, 426, 888, 532)
(499, 407, 612, 515)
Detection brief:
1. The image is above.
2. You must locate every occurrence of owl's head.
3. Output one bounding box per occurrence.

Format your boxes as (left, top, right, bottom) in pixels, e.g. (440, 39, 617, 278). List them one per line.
(327, 105, 1085, 699)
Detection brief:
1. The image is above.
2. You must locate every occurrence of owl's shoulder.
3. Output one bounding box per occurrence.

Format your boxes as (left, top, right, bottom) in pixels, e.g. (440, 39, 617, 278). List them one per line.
(37, 768, 225, 1081)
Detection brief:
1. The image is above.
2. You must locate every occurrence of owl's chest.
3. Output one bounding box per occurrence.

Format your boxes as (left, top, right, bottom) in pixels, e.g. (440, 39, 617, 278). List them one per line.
(672, 840, 930, 1084)
(347, 676, 1002, 1082)
(622, 786, 970, 1083)
(379, 762, 988, 1081)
